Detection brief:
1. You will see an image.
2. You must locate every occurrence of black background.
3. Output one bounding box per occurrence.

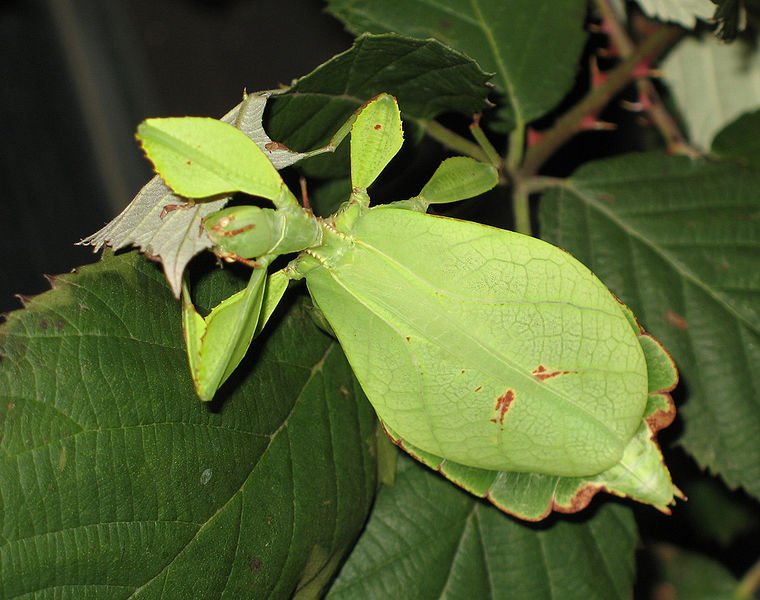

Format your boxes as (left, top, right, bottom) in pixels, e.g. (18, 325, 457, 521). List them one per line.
(0, 0, 351, 313)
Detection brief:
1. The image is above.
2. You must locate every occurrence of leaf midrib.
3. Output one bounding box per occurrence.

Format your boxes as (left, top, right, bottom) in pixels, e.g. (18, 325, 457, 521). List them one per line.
(126, 341, 339, 598)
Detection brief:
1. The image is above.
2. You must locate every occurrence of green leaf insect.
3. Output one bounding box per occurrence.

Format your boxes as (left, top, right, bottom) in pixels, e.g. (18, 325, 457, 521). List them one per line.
(137, 93, 681, 520)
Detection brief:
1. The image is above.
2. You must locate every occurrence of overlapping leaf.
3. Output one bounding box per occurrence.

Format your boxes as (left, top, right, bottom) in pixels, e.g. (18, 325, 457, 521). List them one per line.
(81, 91, 329, 298)
(327, 455, 637, 599)
(0, 252, 377, 598)
(662, 35, 760, 150)
(83, 36, 491, 296)
(649, 545, 739, 598)
(266, 33, 492, 153)
(540, 151, 760, 500)
(325, 0, 588, 130)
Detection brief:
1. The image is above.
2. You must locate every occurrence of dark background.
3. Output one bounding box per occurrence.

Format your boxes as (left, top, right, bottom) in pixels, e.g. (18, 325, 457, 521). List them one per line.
(0, 0, 351, 313)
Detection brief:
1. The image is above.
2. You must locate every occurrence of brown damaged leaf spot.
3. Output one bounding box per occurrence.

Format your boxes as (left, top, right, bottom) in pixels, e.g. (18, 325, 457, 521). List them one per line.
(532, 365, 573, 381)
(490, 389, 515, 426)
(374, 123, 382, 130)
(645, 393, 677, 434)
(552, 482, 605, 515)
(474, 385, 482, 392)
(264, 141, 289, 152)
(665, 309, 688, 330)
(249, 556, 263, 572)
(159, 203, 186, 219)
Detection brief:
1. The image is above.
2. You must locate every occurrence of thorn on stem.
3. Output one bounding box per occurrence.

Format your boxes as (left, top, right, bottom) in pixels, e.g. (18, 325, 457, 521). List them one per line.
(579, 114, 617, 131)
(527, 127, 545, 147)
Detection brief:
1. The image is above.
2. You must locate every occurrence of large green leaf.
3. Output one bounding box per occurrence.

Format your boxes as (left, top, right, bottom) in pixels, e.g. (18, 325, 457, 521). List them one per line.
(327, 454, 637, 599)
(266, 33, 492, 152)
(648, 545, 739, 599)
(0, 252, 377, 598)
(539, 152, 760, 501)
(325, 0, 588, 130)
(711, 108, 760, 169)
(662, 35, 760, 150)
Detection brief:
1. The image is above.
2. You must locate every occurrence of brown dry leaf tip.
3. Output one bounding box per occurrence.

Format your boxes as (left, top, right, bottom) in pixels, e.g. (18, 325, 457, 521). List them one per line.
(665, 309, 688, 330)
(553, 482, 605, 515)
(532, 365, 573, 381)
(491, 389, 515, 426)
(646, 394, 677, 433)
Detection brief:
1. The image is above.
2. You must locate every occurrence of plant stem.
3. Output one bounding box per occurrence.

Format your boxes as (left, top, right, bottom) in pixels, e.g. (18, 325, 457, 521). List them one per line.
(420, 119, 490, 163)
(519, 23, 682, 177)
(512, 183, 532, 236)
(470, 115, 503, 168)
(736, 556, 760, 599)
(519, 176, 566, 194)
(507, 125, 525, 172)
(594, 0, 699, 157)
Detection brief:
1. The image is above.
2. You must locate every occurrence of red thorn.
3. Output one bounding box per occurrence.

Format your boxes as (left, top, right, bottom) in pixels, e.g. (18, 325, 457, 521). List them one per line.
(579, 114, 617, 131)
(631, 60, 662, 80)
(527, 127, 545, 147)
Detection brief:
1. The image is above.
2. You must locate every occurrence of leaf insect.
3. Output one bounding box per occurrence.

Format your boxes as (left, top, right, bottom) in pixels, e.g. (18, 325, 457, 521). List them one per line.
(136, 94, 681, 520)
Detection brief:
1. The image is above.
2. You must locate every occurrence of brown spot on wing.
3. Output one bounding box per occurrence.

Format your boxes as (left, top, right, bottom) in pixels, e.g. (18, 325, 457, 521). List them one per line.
(532, 365, 573, 381)
(491, 390, 515, 426)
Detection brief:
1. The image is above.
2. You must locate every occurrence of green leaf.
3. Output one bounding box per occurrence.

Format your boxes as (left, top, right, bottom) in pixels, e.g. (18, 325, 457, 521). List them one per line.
(711, 108, 760, 169)
(266, 33, 492, 152)
(350, 94, 404, 191)
(327, 455, 637, 599)
(82, 91, 311, 298)
(662, 35, 760, 150)
(137, 117, 283, 200)
(540, 152, 760, 501)
(416, 156, 499, 205)
(677, 476, 760, 546)
(325, 0, 588, 130)
(0, 252, 377, 598)
(649, 544, 739, 599)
